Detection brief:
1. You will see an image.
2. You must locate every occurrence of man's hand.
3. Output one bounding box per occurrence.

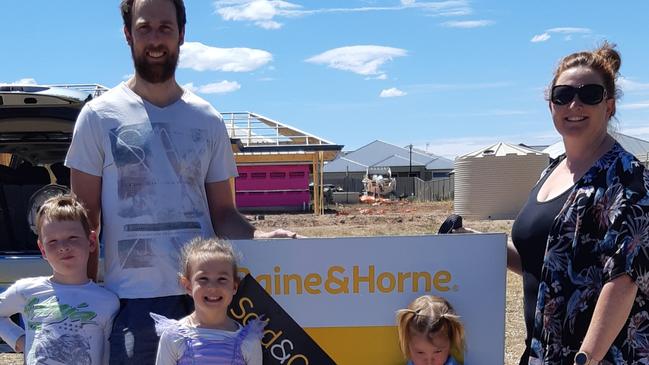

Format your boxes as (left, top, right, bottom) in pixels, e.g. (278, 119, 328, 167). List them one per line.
(15, 335, 25, 353)
(254, 229, 305, 239)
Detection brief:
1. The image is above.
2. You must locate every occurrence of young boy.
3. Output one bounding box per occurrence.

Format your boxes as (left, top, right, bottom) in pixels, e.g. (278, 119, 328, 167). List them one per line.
(0, 194, 119, 364)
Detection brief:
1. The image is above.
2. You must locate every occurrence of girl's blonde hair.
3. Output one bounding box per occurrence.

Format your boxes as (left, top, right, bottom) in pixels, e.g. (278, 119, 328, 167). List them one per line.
(179, 237, 240, 282)
(396, 295, 466, 364)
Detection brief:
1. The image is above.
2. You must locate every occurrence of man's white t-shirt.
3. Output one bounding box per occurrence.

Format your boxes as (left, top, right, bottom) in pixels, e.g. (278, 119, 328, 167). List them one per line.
(0, 277, 119, 365)
(65, 83, 238, 298)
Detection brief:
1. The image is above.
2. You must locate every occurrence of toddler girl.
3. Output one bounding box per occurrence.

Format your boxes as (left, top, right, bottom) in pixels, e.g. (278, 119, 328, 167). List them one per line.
(396, 295, 466, 365)
(151, 238, 263, 365)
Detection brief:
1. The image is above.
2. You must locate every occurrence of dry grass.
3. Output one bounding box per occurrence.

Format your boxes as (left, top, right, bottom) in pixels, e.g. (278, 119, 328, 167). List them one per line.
(0, 201, 526, 365)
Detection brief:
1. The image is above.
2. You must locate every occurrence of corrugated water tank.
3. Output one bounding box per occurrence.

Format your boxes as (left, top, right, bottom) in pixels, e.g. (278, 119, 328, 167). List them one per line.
(454, 142, 549, 219)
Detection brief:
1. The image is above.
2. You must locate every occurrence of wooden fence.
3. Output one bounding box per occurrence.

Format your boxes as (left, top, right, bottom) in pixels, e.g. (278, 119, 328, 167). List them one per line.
(324, 175, 453, 201)
(413, 176, 454, 201)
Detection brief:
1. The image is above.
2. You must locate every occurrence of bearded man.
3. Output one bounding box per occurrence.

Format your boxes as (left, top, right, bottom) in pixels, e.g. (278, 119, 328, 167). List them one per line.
(65, 0, 296, 363)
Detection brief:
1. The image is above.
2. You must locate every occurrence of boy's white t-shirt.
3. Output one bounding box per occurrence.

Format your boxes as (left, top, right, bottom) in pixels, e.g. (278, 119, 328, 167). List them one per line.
(0, 276, 119, 365)
(65, 83, 238, 298)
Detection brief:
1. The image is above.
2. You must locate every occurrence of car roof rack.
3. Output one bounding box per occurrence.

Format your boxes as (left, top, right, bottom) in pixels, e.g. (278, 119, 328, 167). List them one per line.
(45, 84, 109, 98)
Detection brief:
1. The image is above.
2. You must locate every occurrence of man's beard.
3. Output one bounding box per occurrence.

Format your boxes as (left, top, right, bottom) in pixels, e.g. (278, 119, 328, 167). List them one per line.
(131, 45, 179, 84)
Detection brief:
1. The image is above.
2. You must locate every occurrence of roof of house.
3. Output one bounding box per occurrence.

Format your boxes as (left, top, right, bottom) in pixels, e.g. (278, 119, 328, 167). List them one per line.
(221, 111, 343, 160)
(324, 140, 453, 173)
(459, 142, 548, 159)
(543, 132, 649, 161)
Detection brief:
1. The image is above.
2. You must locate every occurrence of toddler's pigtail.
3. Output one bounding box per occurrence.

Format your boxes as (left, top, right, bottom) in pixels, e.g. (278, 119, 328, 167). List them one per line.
(442, 312, 466, 365)
(396, 308, 417, 358)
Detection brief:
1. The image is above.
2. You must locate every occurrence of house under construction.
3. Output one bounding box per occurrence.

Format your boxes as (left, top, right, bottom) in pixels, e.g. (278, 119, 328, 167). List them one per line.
(222, 112, 343, 214)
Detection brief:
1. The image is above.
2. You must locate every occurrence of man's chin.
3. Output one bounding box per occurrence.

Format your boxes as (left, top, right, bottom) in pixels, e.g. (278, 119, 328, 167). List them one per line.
(136, 68, 175, 84)
(133, 58, 177, 84)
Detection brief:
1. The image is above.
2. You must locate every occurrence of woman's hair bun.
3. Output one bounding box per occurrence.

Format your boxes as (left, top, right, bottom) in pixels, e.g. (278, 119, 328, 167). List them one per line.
(595, 41, 621, 74)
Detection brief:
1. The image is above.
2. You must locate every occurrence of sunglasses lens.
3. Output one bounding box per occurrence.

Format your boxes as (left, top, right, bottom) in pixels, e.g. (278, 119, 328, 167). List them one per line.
(551, 84, 605, 105)
(578, 84, 605, 105)
(551, 86, 575, 105)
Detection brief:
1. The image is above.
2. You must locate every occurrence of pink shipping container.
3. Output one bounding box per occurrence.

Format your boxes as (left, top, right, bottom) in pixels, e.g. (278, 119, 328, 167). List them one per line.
(235, 164, 310, 209)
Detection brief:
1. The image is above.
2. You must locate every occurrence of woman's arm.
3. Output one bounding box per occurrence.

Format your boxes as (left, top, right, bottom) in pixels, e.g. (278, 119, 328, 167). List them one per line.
(576, 274, 637, 363)
(507, 240, 522, 275)
(450, 225, 522, 274)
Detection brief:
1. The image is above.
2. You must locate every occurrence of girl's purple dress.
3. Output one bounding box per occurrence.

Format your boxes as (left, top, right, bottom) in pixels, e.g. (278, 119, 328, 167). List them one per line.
(151, 313, 264, 365)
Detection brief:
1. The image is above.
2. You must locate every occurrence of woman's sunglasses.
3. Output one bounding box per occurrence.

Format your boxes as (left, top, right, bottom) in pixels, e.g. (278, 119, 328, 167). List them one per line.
(550, 84, 607, 106)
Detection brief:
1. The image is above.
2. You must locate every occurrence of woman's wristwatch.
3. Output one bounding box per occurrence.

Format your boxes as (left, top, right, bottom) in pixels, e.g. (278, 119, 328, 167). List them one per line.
(574, 351, 600, 365)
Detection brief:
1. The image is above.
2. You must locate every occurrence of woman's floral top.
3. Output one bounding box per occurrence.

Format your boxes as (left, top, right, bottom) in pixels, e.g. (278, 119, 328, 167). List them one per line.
(529, 142, 649, 365)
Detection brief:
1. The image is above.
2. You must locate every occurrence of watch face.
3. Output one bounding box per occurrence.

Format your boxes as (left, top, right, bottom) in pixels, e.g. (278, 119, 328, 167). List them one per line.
(575, 352, 588, 365)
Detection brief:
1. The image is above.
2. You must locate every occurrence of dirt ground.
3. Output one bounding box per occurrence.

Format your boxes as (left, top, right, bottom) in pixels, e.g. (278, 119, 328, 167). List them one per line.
(0, 201, 525, 365)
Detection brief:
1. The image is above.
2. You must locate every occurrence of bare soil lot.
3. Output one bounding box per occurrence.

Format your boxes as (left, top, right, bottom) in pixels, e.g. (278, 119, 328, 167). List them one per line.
(1, 201, 525, 365)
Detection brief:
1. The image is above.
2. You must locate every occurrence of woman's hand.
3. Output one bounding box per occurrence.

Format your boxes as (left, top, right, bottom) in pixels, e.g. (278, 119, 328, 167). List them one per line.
(254, 229, 305, 239)
(15, 335, 25, 353)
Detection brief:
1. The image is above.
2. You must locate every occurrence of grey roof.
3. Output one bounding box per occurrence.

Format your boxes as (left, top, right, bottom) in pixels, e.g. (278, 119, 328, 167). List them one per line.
(373, 154, 425, 168)
(543, 132, 649, 161)
(324, 140, 453, 173)
(322, 156, 367, 172)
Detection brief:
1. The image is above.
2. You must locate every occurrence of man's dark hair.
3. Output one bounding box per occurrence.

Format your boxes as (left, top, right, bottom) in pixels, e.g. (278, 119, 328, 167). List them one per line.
(120, 0, 186, 33)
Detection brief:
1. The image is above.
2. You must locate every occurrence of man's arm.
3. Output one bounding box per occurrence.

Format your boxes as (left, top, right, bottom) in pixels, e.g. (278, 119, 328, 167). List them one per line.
(70, 169, 102, 281)
(206, 180, 299, 239)
(206, 180, 255, 239)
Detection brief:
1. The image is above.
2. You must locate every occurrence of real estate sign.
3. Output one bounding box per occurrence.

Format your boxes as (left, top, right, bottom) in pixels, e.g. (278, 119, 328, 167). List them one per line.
(233, 234, 507, 364)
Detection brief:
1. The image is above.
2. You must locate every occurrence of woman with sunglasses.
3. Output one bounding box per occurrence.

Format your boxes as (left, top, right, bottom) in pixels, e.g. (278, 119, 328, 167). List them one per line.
(509, 42, 649, 365)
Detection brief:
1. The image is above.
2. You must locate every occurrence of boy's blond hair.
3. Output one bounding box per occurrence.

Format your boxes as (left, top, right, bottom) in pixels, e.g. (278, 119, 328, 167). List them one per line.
(36, 194, 92, 239)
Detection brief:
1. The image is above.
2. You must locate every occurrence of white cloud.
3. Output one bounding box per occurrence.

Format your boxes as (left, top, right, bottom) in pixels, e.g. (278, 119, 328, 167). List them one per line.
(408, 81, 513, 93)
(216, 0, 300, 21)
(3, 78, 38, 85)
(184, 80, 241, 94)
(546, 27, 591, 34)
(214, 0, 299, 29)
(531, 33, 550, 43)
(256, 20, 282, 29)
(179, 42, 272, 72)
(619, 101, 649, 110)
(440, 19, 494, 28)
(436, 109, 530, 117)
(531, 27, 592, 43)
(380, 88, 407, 98)
(213, 0, 473, 29)
(619, 77, 649, 93)
(306, 45, 407, 77)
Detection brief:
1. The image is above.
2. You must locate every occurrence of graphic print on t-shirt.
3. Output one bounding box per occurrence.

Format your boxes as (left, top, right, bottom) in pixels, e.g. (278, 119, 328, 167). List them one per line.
(109, 122, 210, 270)
(24, 296, 97, 365)
(32, 329, 92, 365)
(117, 236, 186, 269)
(109, 122, 209, 220)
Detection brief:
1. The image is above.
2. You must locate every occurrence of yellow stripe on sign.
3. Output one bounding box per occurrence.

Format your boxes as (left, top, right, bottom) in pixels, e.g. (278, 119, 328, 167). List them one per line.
(304, 326, 405, 365)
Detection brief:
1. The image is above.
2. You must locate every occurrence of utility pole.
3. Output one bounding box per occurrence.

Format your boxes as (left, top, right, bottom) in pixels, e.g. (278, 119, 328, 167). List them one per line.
(409, 144, 413, 196)
(409, 144, 413, 176)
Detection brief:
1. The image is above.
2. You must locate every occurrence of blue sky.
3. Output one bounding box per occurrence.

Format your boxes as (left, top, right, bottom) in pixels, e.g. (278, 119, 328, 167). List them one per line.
(3, 1, 649, 158)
